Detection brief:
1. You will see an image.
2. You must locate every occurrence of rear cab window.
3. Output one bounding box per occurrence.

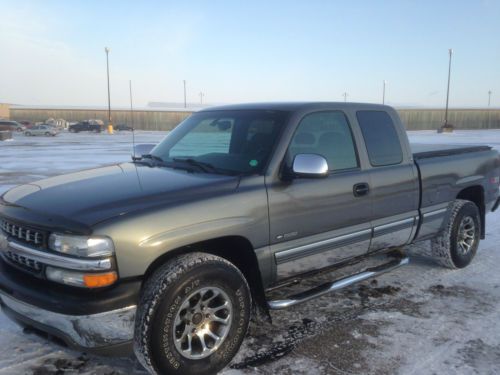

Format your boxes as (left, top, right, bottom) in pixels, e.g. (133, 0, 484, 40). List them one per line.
(356, 110, 403, 166)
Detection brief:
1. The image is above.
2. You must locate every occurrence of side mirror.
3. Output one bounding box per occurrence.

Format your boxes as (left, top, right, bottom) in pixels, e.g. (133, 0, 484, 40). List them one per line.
(292, 154, 329, 178)
(132, 143, 156, 159)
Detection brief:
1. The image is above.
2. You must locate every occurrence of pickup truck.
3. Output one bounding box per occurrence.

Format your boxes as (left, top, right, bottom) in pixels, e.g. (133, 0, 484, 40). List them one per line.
(68, 120, 104, 133)
(0, 103, 499, 375)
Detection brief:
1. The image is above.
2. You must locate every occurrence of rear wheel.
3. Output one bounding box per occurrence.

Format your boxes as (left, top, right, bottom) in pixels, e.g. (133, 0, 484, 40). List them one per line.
(134, 252, 251, 375)
(25, 131, 31, 136)
(45, 132, 51, 136)
(430, 199, 480, 269)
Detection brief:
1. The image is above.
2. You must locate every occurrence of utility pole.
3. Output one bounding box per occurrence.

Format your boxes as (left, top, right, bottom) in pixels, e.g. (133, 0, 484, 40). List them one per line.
(488, 90, 492, 107)
(342, 92, 348, 102)
(183, 80, 187, 108)
(199, 92, 205, 105)
(444, 48, 453, 127)
(104, 47, 112, 131)
(382, 80, 386, 104)
(129, 80, 134, 128)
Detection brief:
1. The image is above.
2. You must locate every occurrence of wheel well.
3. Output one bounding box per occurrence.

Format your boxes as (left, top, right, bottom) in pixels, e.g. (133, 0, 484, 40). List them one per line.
(457, 185, 485, 238)
(143, 236, 270, 319)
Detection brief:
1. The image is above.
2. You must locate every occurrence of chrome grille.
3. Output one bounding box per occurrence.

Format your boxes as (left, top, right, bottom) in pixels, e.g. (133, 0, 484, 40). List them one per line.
(0, 219, 46, 247)
(4, 250, 43, 273)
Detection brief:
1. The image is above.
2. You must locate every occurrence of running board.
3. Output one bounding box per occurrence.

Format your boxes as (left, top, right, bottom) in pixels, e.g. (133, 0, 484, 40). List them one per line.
(267, 257, 410, 310)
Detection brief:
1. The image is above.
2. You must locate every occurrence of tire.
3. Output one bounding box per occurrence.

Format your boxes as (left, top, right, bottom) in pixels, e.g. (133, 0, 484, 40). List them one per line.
(430, 199, 481, 269)
(134, 252, 251, 375)
(25, 132, 31, 136)
(45, 132, 50, 136)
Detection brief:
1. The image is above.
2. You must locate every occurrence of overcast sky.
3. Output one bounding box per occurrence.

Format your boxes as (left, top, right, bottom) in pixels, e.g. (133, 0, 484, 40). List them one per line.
(0, 0, 499, 108)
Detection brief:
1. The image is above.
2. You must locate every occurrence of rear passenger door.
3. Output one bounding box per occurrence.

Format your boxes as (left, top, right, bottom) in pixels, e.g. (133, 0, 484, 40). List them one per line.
(356, 110, 419, 251)
(267, 111, 372, 280)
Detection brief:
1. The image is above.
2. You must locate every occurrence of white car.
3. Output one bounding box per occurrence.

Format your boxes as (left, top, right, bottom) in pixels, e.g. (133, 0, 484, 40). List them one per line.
(24, 125, 58, 137)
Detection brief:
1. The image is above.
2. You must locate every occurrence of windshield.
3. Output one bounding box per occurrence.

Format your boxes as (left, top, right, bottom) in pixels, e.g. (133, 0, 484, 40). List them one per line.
(150, 110, 288, 175)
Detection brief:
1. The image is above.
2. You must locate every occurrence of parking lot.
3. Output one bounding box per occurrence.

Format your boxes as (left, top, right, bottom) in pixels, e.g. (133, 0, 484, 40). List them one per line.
(1, 130, 500, 375)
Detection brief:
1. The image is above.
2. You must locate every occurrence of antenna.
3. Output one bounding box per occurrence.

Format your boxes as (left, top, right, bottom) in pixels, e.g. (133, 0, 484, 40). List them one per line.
(130, 80, 137, 159)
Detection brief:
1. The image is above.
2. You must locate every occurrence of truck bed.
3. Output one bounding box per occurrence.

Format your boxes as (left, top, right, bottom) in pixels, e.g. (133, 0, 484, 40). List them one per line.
(411, 143, 492, 159)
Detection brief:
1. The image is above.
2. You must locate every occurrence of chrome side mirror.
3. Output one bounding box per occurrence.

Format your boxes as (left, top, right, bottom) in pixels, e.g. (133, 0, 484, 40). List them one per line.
(292, 154, 329, 178)
(132, 143, 156, 159)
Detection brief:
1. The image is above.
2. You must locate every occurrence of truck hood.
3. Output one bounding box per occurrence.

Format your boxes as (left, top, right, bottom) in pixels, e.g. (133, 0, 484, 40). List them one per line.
(1, 163, 239, 229)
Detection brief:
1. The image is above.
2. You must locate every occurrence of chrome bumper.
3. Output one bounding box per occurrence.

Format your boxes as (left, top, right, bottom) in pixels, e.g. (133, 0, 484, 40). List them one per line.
(0, 291, 136, 352)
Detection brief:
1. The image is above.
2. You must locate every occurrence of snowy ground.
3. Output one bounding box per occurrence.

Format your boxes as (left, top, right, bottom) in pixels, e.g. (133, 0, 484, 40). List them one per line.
(1, 130, 500, 375)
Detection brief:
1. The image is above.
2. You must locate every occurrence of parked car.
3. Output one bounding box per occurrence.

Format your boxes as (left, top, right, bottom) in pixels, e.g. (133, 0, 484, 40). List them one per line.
(18, 120, 35, 129)
(115, 124, 134, 131)
(68, 120, 104, 133)
(1, 102, 499, 374)
(0, 120, 26, 132)
(24, 124, 58, 137)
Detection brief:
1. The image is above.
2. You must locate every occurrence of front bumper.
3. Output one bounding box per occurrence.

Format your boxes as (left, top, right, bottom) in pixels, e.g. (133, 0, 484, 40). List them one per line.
(0, 290, 136, 355)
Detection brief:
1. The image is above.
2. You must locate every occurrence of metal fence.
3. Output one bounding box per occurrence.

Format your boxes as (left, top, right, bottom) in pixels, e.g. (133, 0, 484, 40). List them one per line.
(9, 107, 500, 131)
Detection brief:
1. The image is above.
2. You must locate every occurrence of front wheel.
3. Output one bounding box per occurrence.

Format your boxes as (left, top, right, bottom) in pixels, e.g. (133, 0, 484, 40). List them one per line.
(430, 199, 481, 269)
(134, 253, 251, 375)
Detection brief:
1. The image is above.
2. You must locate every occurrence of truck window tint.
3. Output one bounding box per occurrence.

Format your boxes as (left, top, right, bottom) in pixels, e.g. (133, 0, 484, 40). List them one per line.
(356, 111, 403, 166)
(289, 111, 358, 171)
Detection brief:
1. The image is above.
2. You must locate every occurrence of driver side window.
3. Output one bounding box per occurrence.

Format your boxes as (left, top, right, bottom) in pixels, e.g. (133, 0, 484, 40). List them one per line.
(288, 111, 359, 171)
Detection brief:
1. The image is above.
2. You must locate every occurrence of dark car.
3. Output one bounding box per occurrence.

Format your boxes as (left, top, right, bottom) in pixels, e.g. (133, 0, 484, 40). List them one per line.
(0, 120, 26, 132)
(68, 120, 104, 133)
(114, 124, 134, 131)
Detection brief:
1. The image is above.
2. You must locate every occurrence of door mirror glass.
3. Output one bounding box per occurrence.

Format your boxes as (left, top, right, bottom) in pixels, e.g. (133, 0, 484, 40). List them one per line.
(292, 154, 329, 178)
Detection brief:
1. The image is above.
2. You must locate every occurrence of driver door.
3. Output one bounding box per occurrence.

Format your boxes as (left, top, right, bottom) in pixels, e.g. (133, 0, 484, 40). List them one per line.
(267, 111, 372, 280)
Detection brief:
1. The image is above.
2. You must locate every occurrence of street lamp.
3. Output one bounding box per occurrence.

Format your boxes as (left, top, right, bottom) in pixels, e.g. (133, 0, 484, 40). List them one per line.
(183, 80, 187, 108)
(199, 92, 205, 105)
(104, 47, 112, 133)
(342, 92, 348, 102)
(488, 90, 492, 107)
(382, 80, 387, 104)
(444, 48, 453, 128)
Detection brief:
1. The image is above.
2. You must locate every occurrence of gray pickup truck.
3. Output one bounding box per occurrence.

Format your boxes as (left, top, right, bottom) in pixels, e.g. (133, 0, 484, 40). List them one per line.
(1, 103, 499, 374)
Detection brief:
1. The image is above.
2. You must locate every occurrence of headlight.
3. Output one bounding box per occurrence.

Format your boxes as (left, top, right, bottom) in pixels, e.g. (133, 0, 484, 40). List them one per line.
(48, 233, 114, 258)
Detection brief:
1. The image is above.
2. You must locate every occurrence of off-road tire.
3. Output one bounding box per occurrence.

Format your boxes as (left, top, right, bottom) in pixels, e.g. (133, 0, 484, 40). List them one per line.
(430, 199, 480, 269)
(134, 252, 251, 375)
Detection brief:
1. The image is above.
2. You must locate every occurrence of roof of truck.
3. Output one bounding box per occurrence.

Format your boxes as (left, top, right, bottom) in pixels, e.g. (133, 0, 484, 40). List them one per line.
(199, 102, 393, 112)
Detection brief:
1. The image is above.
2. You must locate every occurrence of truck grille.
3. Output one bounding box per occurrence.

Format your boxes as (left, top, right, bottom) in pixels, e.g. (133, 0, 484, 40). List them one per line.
(0, 219, 46, 248)
(3, 250, 43, 273)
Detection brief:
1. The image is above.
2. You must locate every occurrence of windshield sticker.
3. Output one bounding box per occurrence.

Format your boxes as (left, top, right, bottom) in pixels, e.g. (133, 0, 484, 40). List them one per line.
(249, 159, 258, 167)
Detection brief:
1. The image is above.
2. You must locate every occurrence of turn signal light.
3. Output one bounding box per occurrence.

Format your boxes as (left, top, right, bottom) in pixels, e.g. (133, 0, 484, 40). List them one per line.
(83, 272, 118, 288)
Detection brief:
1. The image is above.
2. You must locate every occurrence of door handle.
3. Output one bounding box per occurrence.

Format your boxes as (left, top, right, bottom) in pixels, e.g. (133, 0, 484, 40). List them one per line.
(353, 183, 370, 197)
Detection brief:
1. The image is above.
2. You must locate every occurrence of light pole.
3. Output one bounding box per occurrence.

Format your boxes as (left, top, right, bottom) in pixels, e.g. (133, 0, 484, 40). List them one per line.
(199, 92, 205, 105)
(183, 80, 187, 108)
(129, 80, 134, 128)
(444, 48, 453, 127)
(382, 80, 386, 104)
(104, 47, 112, 131)
(342, 92, 348, 102)
(488, 90, 492, 107)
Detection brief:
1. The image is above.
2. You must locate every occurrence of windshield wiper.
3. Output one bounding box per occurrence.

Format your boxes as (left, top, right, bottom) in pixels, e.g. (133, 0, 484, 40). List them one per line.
(132, 154, 166, 167)
(172, 158, 219, 173)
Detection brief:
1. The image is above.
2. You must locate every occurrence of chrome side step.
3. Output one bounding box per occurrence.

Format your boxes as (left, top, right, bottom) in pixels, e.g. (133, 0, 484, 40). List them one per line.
(267, 257, 410, 310)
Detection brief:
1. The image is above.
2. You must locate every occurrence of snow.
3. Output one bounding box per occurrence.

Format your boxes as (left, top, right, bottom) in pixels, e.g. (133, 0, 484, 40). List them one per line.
(1, 130, 500, 374)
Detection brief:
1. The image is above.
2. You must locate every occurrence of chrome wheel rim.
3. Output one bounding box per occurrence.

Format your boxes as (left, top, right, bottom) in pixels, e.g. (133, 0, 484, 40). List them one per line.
(173, 286, 232, 360)
(457, 216, 475, 255)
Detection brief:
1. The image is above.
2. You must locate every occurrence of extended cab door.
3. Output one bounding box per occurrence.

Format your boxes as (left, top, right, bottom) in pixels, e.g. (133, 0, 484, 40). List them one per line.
(266, 110, 372, 281)
(355, 110, 419, 251)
